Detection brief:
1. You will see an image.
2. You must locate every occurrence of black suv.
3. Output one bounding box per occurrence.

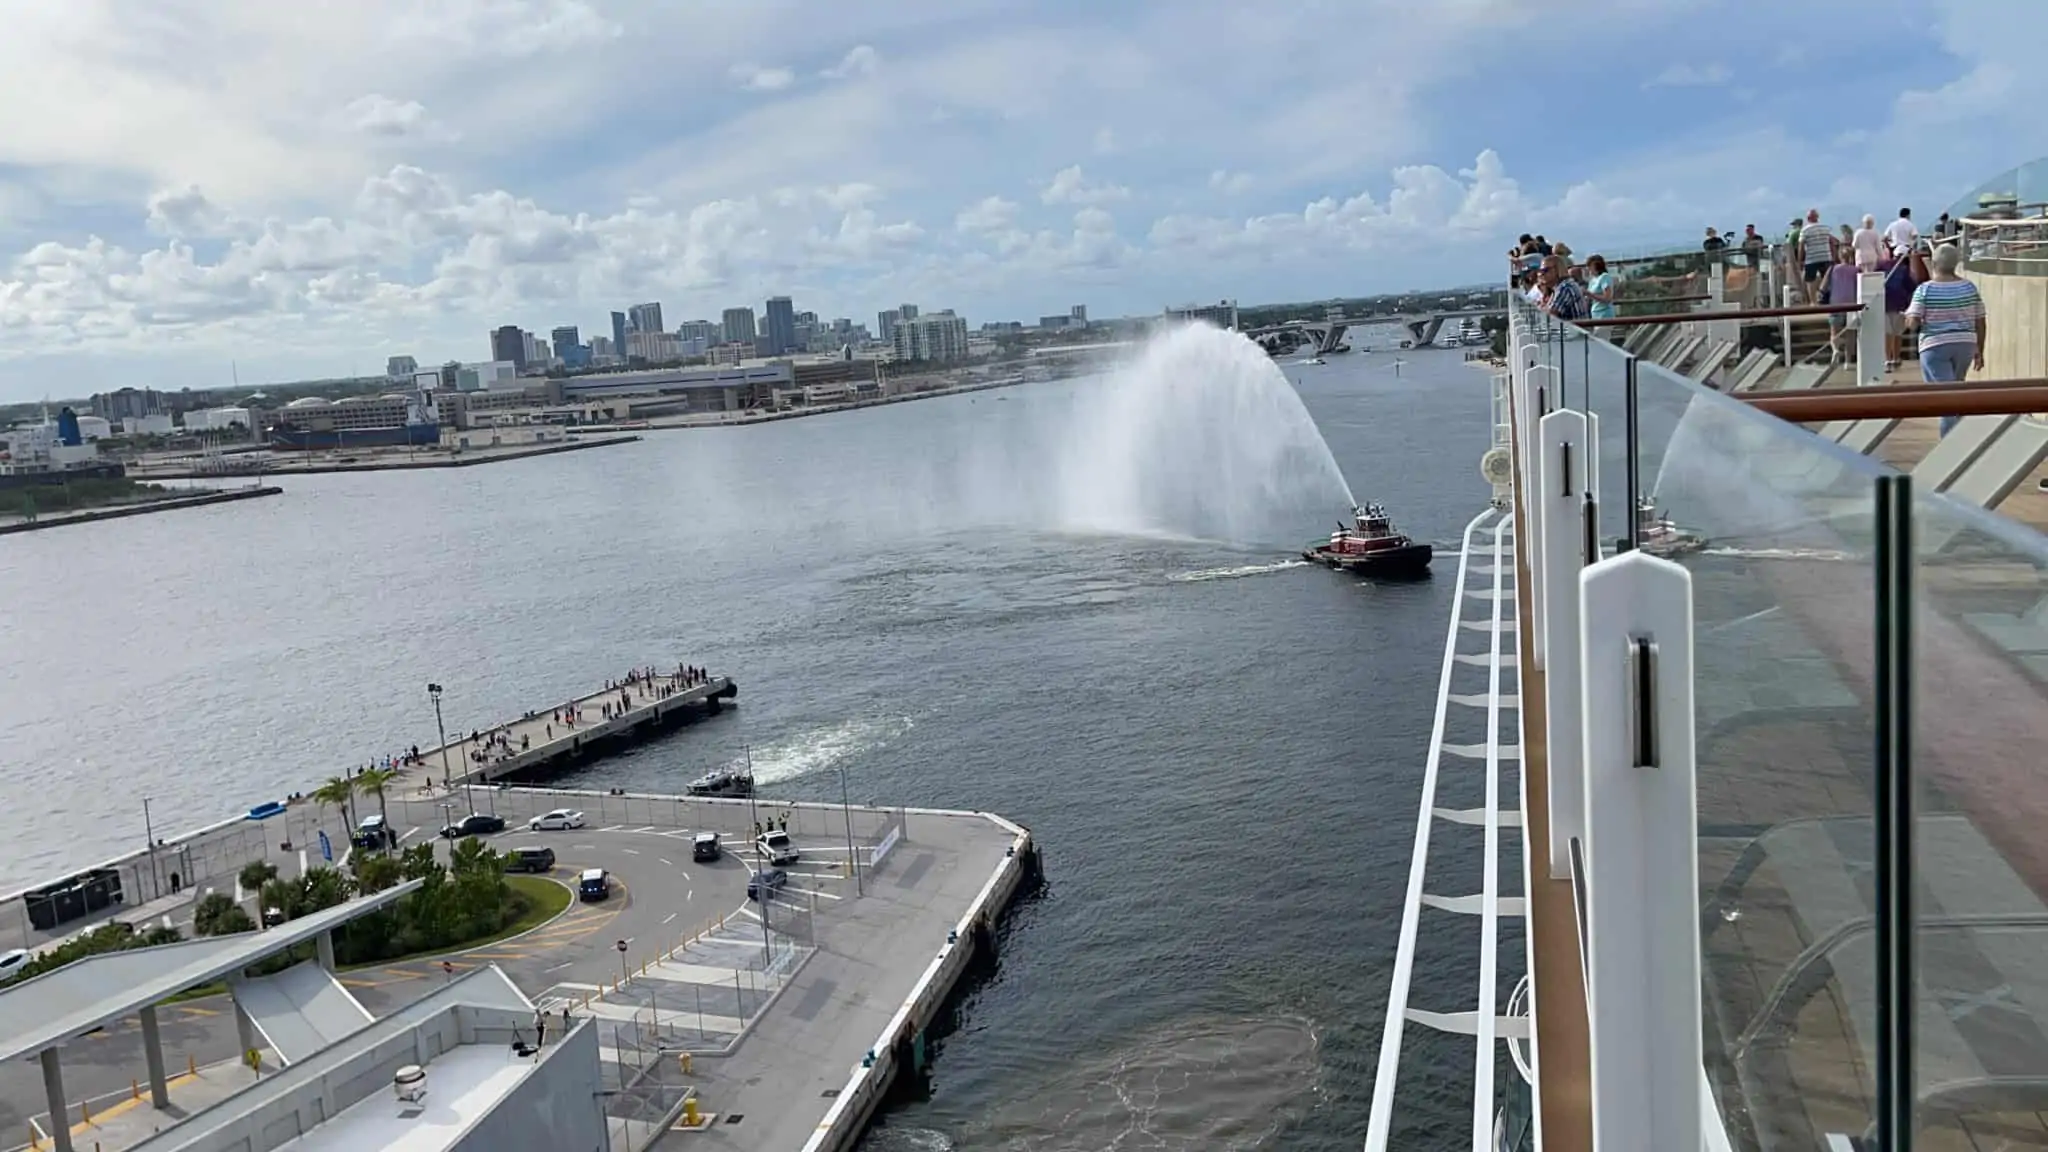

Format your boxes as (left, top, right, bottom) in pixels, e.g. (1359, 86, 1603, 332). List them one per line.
(505, 846, 556, 874)
(441, 812, 506, 839)
(692, 832, 721, 862)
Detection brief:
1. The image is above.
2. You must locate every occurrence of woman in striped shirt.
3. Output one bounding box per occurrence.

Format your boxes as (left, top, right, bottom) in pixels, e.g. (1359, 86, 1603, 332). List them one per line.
(1904, 243, 1988, 436)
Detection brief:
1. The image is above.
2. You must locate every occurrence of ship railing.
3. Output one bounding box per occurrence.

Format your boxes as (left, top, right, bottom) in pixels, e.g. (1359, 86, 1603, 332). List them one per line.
(1362, 501, 1521, 1152)
(1508, 288, 2048, 1152)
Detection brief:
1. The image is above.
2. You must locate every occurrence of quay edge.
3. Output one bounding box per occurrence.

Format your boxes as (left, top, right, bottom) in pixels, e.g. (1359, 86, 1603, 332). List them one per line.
(800, 811, 1041, 1152)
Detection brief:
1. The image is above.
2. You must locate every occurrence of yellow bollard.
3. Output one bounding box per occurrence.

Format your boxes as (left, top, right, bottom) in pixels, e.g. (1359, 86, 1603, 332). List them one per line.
(132, 1079, 140, 1101)
(680, 1053, 692, 1075)
(80, 1099, 90, 1125)
(683, 1098, 700, 1127)
(30, 1124, 41, 1150)
(187, 1054, 197, 1077)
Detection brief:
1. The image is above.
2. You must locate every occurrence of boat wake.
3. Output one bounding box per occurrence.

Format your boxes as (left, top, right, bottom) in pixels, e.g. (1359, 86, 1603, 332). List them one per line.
(730, 714, 915, 785)
(1699, 545, 1855, 562)
(1168, 560, 1309, 583)
(957, 1014, 1323, 1151)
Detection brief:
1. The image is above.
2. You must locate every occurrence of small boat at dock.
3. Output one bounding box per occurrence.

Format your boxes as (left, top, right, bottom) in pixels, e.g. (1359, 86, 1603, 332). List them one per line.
(685, 768, 755, 797)
(1302, 503, 1433, 577)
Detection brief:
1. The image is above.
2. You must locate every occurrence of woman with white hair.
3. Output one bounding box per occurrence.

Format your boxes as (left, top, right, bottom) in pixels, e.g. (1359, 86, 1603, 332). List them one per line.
(1851, 214, 1885, 270)
(1905, 243, 1988, 435)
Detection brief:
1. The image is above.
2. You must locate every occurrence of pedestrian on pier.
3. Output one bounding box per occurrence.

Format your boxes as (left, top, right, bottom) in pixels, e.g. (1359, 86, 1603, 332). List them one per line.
(777, 814, 788, 834)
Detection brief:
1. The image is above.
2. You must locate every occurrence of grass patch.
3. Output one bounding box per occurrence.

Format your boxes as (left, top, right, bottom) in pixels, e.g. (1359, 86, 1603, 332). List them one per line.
(164, 876, 573, 1004)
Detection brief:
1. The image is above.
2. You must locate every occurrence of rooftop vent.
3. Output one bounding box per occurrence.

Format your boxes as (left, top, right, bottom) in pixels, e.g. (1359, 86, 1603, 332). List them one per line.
(393, 1064, 428, 1105)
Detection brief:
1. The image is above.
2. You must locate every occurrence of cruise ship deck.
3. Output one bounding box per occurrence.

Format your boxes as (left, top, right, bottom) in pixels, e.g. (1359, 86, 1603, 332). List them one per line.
(1369, 230, 2048, 1151)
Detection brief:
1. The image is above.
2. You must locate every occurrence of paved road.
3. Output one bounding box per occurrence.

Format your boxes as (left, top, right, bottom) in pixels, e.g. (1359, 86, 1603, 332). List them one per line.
(0, 808, 870, 1138)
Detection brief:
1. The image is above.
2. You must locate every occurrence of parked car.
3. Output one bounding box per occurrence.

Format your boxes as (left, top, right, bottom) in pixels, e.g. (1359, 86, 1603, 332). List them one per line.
(747, 869, 789, 902)
(577, 868, 611, 902)
(692, 832, 722, 862)
(351, 814, 397, 851)
(528, 808, 585, 832)
(0, 948, 29, 982)
(505, 846, 557, 874)
(441, 812, 506, 839)
(261, 906, 287, 928)
(757, 830, 799, 866)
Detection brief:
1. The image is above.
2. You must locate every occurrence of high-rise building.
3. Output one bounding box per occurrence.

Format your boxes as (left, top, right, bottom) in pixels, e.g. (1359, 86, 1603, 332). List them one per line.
(899, 303, 920, 321)
(386, 355, 418, 382)
(877, 309, 901, 343)
(490, 325, 527, 368)
(439, 361, 461, 390)
(524, 332, 543, 366)
(1071, 305, 1088, 325)
(892, 310, 970, 363)
(611, 311, 628, 355)
(1165, 299, 1239, 331)
(627, 302, 664, 339)
(678, 320, 719, 345)
(762, 296, 797, 356)
(588, 336, 615, 359)
(89, 387, 165, 423)
(722, 307, 757, 347)
(550, 326, 580, 357)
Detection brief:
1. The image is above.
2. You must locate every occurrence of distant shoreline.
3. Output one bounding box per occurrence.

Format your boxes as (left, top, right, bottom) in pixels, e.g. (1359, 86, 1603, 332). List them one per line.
(133, 433, 641, 481)
(567, 374, 1037, 433)
(0, 485, 283, 535)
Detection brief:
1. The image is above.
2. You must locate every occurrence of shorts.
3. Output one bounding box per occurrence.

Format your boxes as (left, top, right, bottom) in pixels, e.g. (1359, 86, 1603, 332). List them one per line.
(1886, 313, 1905, 336)
(1803, 261, 1829, 283)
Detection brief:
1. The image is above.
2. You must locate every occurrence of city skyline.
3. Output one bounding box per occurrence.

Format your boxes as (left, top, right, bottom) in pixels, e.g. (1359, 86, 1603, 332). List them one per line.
(0, 0, 2032, 400)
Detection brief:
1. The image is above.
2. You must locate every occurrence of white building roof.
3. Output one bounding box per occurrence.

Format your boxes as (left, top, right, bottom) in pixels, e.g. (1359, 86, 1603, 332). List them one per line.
(0, 880, 419, 1064)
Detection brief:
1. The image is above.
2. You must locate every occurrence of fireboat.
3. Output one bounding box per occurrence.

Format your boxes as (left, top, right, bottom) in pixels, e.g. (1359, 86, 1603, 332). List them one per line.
(1302, 503, 1433, 578)
(1636, 498, 1707, 557)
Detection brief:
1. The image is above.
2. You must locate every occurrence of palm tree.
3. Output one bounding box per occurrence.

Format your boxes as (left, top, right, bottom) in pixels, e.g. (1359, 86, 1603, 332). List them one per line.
(312, 776, 356, 838)
(355, 766, 397, 836)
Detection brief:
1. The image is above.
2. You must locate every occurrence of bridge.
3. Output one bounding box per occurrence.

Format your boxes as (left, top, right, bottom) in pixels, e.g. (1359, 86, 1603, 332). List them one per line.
(1242, 306, 1504, 355)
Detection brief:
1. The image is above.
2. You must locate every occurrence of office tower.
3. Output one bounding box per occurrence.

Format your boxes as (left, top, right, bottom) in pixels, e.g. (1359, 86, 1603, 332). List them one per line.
(763, 296, 796, 356)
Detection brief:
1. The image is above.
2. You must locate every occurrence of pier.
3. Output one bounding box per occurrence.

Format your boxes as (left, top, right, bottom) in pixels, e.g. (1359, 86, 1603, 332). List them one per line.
(399, 669, 740, 796)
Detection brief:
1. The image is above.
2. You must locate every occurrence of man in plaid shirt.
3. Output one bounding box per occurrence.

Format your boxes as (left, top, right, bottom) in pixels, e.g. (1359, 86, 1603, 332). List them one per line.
(1540, 256, 1588, 321)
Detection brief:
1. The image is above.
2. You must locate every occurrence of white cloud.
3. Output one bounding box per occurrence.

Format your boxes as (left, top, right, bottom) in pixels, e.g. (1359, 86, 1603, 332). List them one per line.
(1040, 165, 1129, 206)
(1092, 127, 1118, 156)
(1208, 170, 1254, 196)
(822, 45, 881, 80)
(955, 196, 1020, 233)
(1645, 62, 1731, 88)
(730, 63, 797, 92)
(340, 95, 454, 141)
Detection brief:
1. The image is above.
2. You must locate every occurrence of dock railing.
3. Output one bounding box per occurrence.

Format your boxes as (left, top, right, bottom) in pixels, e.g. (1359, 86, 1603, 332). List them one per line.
(1501, 293, 2048, 1151)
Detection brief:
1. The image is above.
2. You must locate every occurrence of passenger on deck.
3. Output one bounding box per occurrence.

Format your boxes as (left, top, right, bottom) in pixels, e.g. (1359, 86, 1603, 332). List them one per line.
(1905, 244, 1988, 436)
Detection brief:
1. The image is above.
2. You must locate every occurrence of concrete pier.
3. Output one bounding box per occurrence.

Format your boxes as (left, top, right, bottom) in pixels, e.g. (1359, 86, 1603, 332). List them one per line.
(395, 671, 739, 797)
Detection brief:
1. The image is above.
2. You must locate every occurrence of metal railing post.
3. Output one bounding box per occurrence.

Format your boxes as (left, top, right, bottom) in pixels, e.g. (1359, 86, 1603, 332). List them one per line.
(1857, 272, 1888, 386)
(1578, 550, 1701, 1150)
(1539, 407, 1594, 878)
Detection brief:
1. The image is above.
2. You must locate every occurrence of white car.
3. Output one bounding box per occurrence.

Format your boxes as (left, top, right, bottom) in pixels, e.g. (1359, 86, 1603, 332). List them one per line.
(0, 948, 29, 982)
(757, 830, 799, 866)
(528, 808, 586, 832)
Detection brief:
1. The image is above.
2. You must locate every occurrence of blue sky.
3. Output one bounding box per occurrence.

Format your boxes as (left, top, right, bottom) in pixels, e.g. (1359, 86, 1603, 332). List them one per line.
(0, 0, 2039, 400)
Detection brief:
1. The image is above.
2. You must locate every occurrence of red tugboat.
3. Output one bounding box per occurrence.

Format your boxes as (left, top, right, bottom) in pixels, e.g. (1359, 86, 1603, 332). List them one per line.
(1302, 503, 1433, 577)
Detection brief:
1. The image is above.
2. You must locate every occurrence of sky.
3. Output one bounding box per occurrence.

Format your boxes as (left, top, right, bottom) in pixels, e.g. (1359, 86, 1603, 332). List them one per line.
(0, 0, 2041, 400)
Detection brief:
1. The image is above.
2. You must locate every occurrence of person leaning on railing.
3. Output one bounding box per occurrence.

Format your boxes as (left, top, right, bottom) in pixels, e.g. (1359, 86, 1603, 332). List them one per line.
(1903, 243, 1988, 436)
(1540, 255, 1590, 321)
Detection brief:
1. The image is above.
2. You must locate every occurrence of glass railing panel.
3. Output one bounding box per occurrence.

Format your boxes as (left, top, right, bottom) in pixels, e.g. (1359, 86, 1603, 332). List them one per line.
(1902, 489, 2048, 1149)
(1634, 359, 1892, 1149)
(1578, 326, 1632, 556)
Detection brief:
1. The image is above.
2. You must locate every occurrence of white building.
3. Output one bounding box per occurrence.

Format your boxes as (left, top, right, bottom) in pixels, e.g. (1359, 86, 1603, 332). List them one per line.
(0, 422, 102, 473)
(185, 407, 253, 432)
(75, 415, 112, 441)
(891, 310, 970, 363)
(122, 413, 175, 436)
(1166, 299, 1239, 330)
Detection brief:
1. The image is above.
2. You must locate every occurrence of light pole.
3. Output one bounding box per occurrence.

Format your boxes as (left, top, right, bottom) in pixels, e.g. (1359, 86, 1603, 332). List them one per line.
(428, 682, 456, 796)
(142, 798, 164, 901)
(838, 765, 862, 896)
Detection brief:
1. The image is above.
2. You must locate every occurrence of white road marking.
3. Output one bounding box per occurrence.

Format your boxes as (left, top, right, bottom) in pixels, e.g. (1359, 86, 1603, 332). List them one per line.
(599, 825, 624, 832)
(658, 858, 673, 867)
(785, 886, 841, 902)
(621, 848, 640, 856)
(631, 826, 659, 834)
(572, 843, 595, 850)
(546, 961, 575, 972)
(400, 826, 420, 843)
(661, 913, 677, 925)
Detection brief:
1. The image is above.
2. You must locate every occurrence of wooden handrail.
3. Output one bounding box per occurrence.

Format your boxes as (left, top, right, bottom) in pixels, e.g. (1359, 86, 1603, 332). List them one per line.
(1740, 378, 2048, 421)
(1576, 303, 1860, 328)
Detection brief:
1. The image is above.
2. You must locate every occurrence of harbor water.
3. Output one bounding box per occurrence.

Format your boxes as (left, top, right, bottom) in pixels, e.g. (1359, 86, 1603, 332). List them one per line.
(0, 337, 1501, 1151)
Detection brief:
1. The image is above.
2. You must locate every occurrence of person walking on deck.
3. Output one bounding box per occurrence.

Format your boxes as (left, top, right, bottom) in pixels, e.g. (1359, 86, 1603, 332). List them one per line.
(1905, 244, 1987, 436)
(1799, 209, 1835, 303)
